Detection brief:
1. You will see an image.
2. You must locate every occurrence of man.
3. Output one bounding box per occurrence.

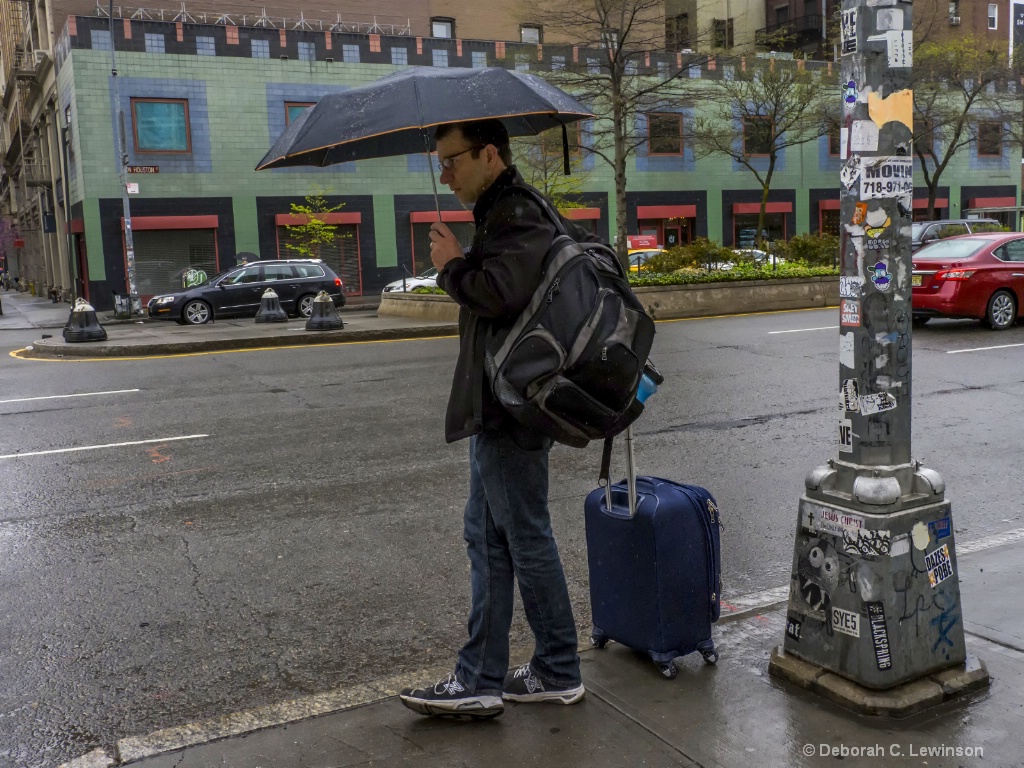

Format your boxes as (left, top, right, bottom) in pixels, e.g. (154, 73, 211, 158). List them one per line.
(399, 120, 590, 719)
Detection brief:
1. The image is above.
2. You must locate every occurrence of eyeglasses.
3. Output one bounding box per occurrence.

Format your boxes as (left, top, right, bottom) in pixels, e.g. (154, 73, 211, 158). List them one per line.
(437, 145, 483, 172)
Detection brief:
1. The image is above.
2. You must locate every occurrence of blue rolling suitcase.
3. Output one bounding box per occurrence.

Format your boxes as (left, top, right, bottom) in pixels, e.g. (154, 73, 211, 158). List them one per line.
(584, 426, 722, 678)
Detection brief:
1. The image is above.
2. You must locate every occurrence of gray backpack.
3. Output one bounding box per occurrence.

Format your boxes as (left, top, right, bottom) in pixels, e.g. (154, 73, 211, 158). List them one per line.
(484, 187, 656, 448)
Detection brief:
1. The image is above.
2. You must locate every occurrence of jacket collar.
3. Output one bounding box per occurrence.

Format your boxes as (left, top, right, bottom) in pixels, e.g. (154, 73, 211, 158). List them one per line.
(472, 165, 523, 226)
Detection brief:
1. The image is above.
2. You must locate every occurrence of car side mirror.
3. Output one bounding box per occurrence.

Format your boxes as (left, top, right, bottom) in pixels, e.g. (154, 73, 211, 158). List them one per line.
(217, 282, 226, 289)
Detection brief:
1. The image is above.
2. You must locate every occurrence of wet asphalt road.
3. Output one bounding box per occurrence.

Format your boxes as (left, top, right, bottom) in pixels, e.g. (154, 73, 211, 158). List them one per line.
(1, 308, 1022, 767)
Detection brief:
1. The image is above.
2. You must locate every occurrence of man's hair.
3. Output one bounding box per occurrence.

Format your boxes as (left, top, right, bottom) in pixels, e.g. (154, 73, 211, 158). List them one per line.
(436, 120, 512, 167)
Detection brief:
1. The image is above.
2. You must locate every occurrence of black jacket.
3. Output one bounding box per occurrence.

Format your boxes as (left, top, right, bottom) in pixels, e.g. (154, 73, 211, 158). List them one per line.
(437, 166, 596, 443)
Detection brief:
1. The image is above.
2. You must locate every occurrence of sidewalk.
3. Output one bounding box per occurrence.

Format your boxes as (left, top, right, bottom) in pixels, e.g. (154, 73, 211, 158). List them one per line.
(62, 534, 1024, 768)
(0, 289, 458, 357)
(0, 288, 75, 331)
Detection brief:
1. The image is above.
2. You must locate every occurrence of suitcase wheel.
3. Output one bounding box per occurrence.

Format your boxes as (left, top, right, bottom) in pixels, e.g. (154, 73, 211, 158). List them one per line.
(658, 662, 678, 679)
(590, 631, 608, 649)
(698, 640, 719, 665)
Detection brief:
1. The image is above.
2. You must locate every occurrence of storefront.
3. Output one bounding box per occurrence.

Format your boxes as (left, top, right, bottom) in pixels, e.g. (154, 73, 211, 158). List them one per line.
(963, 197, 1020, 230)
(123, 215, 219, 300)
(732, 202, 791, 246)
(636, 204, 697, 249)
(275, 211, 363, 295)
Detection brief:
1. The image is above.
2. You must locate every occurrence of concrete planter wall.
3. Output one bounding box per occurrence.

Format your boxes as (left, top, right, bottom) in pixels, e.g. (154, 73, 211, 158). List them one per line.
(378, 277, 840, 322)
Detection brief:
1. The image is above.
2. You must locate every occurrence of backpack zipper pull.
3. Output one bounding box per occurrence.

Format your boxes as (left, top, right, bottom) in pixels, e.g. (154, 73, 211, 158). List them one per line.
(546, 278, 561, 303)
(601, 346, 608, 361)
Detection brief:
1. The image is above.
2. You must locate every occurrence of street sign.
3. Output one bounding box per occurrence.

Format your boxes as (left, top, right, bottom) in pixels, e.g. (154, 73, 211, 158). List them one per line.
(127, 165, 159, 173)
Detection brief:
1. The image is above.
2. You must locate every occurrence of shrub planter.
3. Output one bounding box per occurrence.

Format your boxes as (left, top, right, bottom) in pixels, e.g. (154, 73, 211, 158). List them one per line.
(379, 277, 839, 322)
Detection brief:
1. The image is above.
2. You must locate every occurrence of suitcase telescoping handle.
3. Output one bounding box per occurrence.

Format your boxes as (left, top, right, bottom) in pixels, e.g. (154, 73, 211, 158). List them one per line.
(598, 361, 663, 518)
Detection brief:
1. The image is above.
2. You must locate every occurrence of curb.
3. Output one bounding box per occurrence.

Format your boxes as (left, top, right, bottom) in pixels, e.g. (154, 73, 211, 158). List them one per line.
(20, 323, 460, 359)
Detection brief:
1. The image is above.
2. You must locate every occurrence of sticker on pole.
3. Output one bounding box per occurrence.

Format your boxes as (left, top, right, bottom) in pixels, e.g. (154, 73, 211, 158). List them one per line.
(860, 157, 913, 200)
(840, 299, 861, 327)
(831, 606, 861, 638)
(925, 544, 954, 588)
(785, 615, 803, 642)
(839, 418, 853, 452)
(841, 9, 858, 54)
(866, 602, 892, 670)
(841, 379, 860, 412)
(860, 391, 897, 415)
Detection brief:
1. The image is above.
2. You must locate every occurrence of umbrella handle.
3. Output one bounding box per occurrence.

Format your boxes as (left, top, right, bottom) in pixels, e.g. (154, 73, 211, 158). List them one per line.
(423, 130, 443, 221)
(562, 123, 570, 176)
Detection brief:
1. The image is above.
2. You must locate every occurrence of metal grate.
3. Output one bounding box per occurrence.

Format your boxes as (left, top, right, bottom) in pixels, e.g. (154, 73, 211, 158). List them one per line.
(277, 224, 361, 295)
(131, 228, 217, 296)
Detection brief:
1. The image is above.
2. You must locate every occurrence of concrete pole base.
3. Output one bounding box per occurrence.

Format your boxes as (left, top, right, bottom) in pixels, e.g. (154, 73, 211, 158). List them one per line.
(769, 646, 989, 718)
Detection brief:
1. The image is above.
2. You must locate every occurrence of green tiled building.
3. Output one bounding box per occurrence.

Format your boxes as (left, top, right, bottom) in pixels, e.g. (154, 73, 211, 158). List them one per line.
(55, 14, 1019, 309)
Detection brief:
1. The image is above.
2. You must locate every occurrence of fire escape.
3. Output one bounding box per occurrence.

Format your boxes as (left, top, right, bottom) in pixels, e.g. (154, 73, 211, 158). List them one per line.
(2, 0, 52, 281)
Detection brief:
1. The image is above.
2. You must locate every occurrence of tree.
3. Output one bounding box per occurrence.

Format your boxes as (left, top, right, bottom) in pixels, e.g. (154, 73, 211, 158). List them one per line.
(512, 125, 591, 210)
(517, 0, 708, 261)
(911, 37, 1016, 220)
(283, 193, 346, 260)
(688, 61, 831, 248)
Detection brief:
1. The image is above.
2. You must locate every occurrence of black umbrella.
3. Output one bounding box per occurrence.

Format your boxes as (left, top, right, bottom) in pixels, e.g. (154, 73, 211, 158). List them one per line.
(255, 66, 594, 174)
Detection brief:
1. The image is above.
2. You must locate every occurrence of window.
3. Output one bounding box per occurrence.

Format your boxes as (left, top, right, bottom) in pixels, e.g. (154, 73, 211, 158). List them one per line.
(625, 59, 638, 76)
(293, 263, 325, 278)
(666, 13, 689, 51)
(263, 264, 295, 281)
(91, 29, 112, 51)
(723, 64, 734, 81)
(252, 39, 270, 58)
(743, 116, 773, 155)
(431, 17, 454, 38)
(285, 102, 314, 125)
(471, 51, 487, 68)
(297, 41, 315, 61)
(648, 113, 683, 155)
(432, 48, 449, 67)
(145, 33, 165, 53)
(552, 55, 566, 71)
(988, 3, 998, 29)
(392, 47, 409, 66)
(713, 18, 735, 49)
(515, 54, 530, 72)
(828, 123, 841, 156)
(587, 57, 601, 74)
(995, 239, 1024, 262)
(657, 61, 668, 79)
(949, 0, 960, 16)
(601, 28, 619, 48)
(132, 98, 190, 153)
(223, 266, 261, 285)
(978, 121, 1002, 156)
(342, 44, 360, 63)
(520, 24, 542, 44)
(196, 36, 216, 55)
(775, 6, 789, 26)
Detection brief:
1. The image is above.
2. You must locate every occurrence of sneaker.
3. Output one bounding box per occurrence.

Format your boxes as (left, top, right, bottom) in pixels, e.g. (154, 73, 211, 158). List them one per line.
(502, 663, 585, 704)
(399, 673, 504, 720)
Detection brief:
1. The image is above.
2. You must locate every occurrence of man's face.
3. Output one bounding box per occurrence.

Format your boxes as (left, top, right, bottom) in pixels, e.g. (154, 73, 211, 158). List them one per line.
(436, 129, 496, 205)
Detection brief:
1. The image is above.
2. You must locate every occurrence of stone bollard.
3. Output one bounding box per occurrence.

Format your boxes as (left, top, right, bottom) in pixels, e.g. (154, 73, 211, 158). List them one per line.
(305, 290, 344, 331)
(63, 298, 108, 342)
(254, 287, 288, 323)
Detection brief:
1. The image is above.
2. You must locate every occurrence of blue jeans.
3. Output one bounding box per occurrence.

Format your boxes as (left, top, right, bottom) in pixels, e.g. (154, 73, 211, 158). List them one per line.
(455, 430, 581, 695)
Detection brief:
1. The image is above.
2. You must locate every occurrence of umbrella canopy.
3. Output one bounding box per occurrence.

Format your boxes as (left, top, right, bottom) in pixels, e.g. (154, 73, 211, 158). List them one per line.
(256, 66, 594, 170)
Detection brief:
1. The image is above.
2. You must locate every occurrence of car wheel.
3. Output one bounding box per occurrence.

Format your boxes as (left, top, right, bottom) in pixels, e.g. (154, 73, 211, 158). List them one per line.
(912, 314, 930, 327)
(297, 293, 316, 318)
(984, 289, 1017, 330)
(182, 300, 212, 325)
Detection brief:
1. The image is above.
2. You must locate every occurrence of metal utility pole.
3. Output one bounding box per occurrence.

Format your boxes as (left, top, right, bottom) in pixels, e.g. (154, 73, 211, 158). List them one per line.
(769, 0, 988, 711)
(109, 1, 139, 315)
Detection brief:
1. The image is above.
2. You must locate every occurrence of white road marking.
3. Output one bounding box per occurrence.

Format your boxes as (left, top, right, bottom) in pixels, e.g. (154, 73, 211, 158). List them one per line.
(0, 434, 208, 460)
(947, 342, 1024, 355)
(0, 388, 140, 405)
(767, 326, 838, 334)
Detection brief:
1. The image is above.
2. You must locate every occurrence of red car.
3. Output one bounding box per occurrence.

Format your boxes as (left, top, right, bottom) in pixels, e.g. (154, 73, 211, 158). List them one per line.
(912, 233, 1024, 330)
